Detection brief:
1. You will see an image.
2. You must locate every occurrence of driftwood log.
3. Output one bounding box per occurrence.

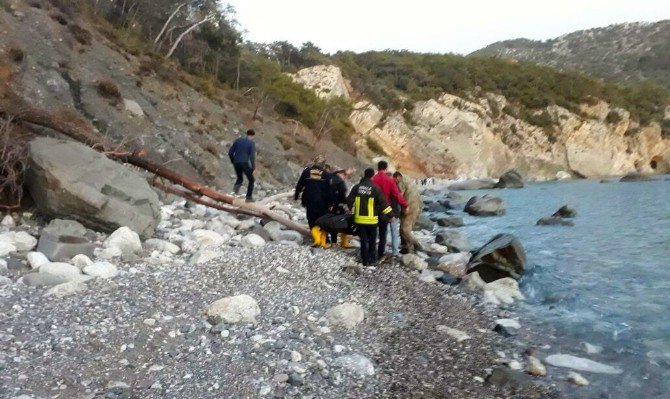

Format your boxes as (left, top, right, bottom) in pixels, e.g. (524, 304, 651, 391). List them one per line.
(0, 83, 310, 236)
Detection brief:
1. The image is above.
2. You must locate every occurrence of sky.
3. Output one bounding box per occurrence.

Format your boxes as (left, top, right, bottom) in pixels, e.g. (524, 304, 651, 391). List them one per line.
(223, 0, 669, 55)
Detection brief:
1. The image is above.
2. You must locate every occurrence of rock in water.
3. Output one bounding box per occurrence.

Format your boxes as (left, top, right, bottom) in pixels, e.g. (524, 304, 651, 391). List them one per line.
(436, 216, 464, 228)
(468, 234, 526, 282)
(552, 205, 577, 218)
(567, 371, 589, 386)
(620, 173, 652, 182)
(484, 278, 525, 304)
(536, 216, 574, 226)
(326, 303, 365, 329)
(206, 294, 260, 324)
(545, 354, 623, 374)
(25, 137, 160, 235)
(448, 179, 497, 191)
(333, 354, 375, 377)
(37, 219, 96, 261)
(556, 171, 571, 180)
(434, 230, 472, 252)
(494, 169, 524, 189)
(437, 253, 470, 277)
(464, 195, 506, 216)
(104, 227, 142, 256)
(527, 356, 547, 376)
(485, 366, 534, 389)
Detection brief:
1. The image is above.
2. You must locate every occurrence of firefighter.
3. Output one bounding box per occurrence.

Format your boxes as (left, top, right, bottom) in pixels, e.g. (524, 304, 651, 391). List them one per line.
(294, 155, 335, 248)
(330, 166, 355, 248)
(347, 168, 395, 265)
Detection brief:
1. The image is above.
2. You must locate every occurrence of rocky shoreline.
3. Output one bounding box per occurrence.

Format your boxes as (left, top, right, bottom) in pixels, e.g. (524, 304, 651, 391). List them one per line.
(0, 189, 561, 399)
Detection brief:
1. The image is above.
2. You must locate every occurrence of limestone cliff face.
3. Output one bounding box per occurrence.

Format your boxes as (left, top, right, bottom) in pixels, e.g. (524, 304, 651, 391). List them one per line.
(295, 65, 670, 179)
(290, 65, 350, 100)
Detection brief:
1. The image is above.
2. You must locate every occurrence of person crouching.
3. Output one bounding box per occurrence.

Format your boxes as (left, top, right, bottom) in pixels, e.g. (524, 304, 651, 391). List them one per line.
(294, 155, 335, 248)
(347, 168, 395, 266)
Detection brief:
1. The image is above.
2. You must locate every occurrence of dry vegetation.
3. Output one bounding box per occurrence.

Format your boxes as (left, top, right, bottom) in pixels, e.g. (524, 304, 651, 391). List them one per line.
(96, 79, 121, 102)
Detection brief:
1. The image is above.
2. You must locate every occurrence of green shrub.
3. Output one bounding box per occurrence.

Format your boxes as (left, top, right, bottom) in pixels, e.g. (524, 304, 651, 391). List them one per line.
(606, 110, 622, 124)
(366, 136, 387, 155)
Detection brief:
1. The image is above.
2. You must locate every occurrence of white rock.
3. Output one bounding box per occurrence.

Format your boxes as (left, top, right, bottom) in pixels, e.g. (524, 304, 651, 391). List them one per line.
(495, 318, 521, 330)
(219, 215, 241, 229)
(241, 234, 266, 248)
(0, 231, 37, 251)
(418, 269, 444, 283)
(545, 354, 622, 374)
(144, 238, 180, 254)
(0, 275, 12, 286)
(180, 239, 200, 254)
(27, 252, 50, 269)
(95, 246, 123, 260)
(236, 219, 256, 231)
(206, 294, 260, 324)
(291, 351, 302, 362)
(436, 252, 470, 277)
(483, 278, 525, 304)
(436, 325, 471, 342)
(123, 99, 144, 117)
(582, 342, 603, 355)
(0, 259, 7, 273)
(71, 254, 94, 269)
(556, 171, 571, 180)
(527, 356, 547, 376)
(463, 271, 487, 290)
(0, 242, 16, 257)
(39, 262, 82, 278)
(1, 215, 16, 227)
(401, 253, 428, 271)
(83, 262, 119, 279)
(190, 249, 220, 265)
(47, 280, 87, 297)
(104, 227, 142, 255)
(567, 371, 589, 386)
(190, 229, 226, 248)
(509, 360, 523, 370)
(333, 354, 375, 377)
(325, 303, 365, 329)
(143, 318, 157, 326)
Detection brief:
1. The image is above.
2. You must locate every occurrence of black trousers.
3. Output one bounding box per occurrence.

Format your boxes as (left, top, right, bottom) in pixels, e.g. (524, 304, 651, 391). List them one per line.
(233, 162, 254, 199)
(357, 224, 378, 266)
(377, 219, 388, 258)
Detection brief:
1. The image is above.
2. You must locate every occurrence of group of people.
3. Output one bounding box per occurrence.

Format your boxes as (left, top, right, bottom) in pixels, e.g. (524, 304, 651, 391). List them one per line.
(294, 156, 422, 266)
(228, 131, 422, 266)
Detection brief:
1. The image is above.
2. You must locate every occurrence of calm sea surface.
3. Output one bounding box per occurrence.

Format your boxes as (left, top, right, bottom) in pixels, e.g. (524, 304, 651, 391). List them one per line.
(440, 177, 670, 398)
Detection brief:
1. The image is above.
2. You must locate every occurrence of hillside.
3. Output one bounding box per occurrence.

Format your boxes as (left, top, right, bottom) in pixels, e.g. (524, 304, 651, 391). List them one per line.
(471, 20, 670, 88)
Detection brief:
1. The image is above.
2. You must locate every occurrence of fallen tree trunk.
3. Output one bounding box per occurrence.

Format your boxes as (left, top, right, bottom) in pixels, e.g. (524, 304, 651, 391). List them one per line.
(0, 83, 310, 236)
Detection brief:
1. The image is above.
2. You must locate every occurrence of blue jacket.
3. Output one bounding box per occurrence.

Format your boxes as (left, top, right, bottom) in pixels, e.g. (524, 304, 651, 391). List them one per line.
(228, 137, 256, 169)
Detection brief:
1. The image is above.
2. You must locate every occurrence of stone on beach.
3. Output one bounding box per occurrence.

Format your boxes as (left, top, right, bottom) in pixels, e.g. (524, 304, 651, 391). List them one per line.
(545, 354, 623, 374)
(83, 261, 119, 278)
(25, 137, 160, 235)
(333, 354, 375, 377)
(104, 226, 142, 256)
(484, 278, 525, 305)
(0, 231, 37, 251)
(436, 253, 470, 277)
(326, 303, 365, 329)
(144, 238, 181, 254)
(206, 294, 260, 324)
(526, 356, 547, 376)
(401, 253, 428, 271)
(435, 230, 472, 252)
(27, 252, 50, 269)
(190, 250, 221, 265)
(241, 233, 266, 248)
(567, 371, 589, 386)
(39, 262, 82, 279)
(436, 325, 471, 342)
(0, 242, 16, 257)
(37, 219, 96, 261)
(468, 233, 527, 282)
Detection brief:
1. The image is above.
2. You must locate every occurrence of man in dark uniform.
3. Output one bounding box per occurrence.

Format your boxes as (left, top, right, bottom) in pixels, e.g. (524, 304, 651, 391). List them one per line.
(329, 166, 355, 248)
(294, 155, 334, 248)
(228, 129, 256, 202)
(347, 168, 395, 266)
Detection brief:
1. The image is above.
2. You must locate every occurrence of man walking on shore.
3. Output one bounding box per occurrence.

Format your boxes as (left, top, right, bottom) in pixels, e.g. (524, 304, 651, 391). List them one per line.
(372, 161, 408, 259)
(228, 129, 256, 202)
(347, 168, 395, 266)
(393, 172, 423, 253)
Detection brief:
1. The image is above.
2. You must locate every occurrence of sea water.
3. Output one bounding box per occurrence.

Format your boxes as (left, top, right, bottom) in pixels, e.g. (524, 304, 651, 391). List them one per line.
(441, 177, 670, 398)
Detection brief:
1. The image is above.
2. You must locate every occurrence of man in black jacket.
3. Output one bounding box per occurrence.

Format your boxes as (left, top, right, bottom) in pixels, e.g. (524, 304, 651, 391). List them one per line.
(347, 168, 395, 265)
(329, 166, 354, 248)
(228, 129, 256, 202)
(294, 155, 335, 248)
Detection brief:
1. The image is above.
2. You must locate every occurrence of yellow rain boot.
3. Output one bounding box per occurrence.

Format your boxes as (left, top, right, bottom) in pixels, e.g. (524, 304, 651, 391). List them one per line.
(340, 234, 354, 249)
(310, 226, 322, 247)
(320, 231, 332, 248)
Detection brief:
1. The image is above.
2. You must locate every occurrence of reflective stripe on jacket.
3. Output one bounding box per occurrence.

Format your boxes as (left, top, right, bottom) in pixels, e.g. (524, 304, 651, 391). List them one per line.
(347, 179, 393, 225)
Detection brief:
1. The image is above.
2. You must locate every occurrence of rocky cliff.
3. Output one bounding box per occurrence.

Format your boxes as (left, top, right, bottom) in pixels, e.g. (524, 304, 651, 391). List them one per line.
(294, 65, 670, 180)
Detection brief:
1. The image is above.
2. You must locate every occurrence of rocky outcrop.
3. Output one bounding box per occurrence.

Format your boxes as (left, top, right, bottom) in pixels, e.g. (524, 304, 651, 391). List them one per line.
(468, 234, 527, 282)
(290, 65, 350, 100)
(26, 137, 161, 236)
(494, 170, 524, 188)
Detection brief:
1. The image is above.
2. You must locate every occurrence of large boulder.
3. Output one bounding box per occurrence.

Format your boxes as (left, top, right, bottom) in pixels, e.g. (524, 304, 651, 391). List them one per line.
(467, 234, 526, 282)
(434, 230, 472, 252)
(494, 169, 524, 189)
(26, 137, 161, 236)
(464, 195, 506, 216)
(536, 216, 574, 226)
(37, 219, 96, 261)
(448, 179, 497, 191)
(552, 205, 577, 218)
